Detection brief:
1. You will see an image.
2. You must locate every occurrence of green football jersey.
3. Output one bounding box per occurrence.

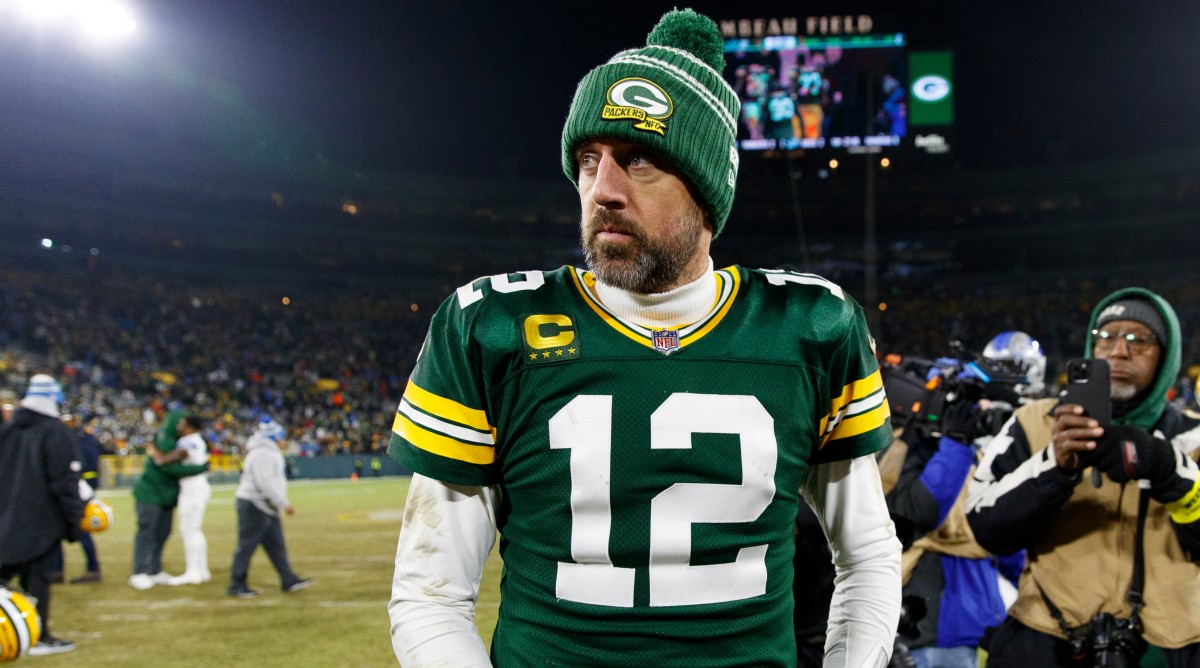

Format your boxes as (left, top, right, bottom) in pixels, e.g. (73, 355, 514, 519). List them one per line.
(389, 265, 892, 667)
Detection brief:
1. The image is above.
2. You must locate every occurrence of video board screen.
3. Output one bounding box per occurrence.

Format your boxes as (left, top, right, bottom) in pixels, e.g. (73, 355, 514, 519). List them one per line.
(723, 33, 908, 152)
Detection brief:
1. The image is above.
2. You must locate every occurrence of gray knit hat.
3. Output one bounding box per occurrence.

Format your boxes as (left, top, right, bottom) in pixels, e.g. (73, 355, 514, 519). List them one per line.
(1095, 297, 1168, 344)
(561, 9, 740, 238)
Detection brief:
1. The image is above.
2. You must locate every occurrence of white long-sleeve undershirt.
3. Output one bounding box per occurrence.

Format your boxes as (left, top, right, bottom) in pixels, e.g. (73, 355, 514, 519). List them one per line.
(389, 474, 498, 667)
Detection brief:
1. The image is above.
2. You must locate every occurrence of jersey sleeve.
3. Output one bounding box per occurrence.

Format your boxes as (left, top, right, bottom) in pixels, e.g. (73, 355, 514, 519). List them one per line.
(809, 301, 892, 465)
(388, 293, 501, 487)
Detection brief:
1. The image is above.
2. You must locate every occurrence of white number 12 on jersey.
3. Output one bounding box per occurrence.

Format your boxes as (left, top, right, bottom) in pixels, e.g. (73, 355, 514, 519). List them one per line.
(549, 393, 777, 607)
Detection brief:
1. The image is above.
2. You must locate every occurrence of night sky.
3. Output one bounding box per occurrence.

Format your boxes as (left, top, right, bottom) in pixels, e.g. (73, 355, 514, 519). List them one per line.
(2, 1, 1198, 182)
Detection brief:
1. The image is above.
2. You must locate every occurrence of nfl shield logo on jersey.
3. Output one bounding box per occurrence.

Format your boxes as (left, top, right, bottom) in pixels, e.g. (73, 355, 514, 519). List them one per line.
(652, 329, 680, 355)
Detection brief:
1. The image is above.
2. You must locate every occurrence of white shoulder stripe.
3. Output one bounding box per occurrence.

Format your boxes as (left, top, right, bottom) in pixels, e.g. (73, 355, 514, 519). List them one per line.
(846, 391, 886, 417)
(399, 399, 495, 445)
(821, 391, 887, 438)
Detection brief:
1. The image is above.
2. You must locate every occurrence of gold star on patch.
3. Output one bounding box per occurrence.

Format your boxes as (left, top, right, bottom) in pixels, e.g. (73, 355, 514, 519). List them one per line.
(555, 349, 563, 356)
(529, 353, 538, 361)
(568, 347, 576, 354)
(542, 351, 551, 359)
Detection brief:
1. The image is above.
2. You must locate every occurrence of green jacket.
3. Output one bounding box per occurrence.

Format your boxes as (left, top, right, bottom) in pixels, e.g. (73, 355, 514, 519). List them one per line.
(132, 458, 207, 507)
(132, 410, 207, 507)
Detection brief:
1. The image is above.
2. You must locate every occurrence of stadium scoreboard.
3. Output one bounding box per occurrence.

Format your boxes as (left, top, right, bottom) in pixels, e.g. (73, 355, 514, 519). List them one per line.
(719, 13, 954, 157)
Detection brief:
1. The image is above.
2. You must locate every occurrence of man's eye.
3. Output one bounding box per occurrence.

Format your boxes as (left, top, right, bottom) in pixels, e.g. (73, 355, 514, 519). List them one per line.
(578, 153, 597, 169)
(628, 152, 653, 167)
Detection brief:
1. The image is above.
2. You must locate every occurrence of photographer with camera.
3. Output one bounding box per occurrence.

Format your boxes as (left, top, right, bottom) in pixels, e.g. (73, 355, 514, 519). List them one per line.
(886, 332, 1044, 668)
(966, 289, 1200, 667)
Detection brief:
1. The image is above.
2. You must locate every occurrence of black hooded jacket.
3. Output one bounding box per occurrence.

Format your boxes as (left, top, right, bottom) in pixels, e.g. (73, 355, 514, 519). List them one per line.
(0, 407, 85, 563)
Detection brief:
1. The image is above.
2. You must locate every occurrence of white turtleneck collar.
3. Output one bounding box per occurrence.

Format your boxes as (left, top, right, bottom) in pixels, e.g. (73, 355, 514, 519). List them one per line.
(592, 258, 717, 329)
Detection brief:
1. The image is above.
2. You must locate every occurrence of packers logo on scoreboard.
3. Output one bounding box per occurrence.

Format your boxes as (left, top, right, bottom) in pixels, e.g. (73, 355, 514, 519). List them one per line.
(602, 78, 674, 136)
(522, 314, 581, 364)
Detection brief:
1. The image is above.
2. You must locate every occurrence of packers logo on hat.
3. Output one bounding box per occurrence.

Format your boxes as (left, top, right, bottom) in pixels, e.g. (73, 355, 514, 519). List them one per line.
(602, 77, 673, 136)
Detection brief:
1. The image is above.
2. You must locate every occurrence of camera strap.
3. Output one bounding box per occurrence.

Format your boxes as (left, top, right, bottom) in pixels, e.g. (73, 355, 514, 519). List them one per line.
(1036, 579, 1080, 641)
(1127, 489, 1150, 629)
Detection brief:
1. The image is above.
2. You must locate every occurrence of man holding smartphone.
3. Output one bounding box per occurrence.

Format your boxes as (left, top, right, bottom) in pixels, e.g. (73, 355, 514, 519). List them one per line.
(965, 287, 1200, 667)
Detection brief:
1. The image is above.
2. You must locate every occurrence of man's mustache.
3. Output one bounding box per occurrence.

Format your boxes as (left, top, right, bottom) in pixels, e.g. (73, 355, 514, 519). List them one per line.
(587, 210, 643, 241)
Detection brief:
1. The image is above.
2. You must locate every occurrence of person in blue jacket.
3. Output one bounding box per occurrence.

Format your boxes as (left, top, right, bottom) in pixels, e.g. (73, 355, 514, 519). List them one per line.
(887, 332, 1045, 668)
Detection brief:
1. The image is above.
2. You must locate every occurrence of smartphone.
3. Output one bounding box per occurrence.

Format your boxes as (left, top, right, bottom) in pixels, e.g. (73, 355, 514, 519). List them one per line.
(1061, 358, 1111, 425)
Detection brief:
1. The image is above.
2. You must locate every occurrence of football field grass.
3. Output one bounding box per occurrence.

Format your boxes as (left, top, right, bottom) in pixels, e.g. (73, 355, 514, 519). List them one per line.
(39, 476, 502, 667)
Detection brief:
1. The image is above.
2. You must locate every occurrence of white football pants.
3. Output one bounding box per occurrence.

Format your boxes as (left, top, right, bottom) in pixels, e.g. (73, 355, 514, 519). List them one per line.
(172, 478, 212, 583)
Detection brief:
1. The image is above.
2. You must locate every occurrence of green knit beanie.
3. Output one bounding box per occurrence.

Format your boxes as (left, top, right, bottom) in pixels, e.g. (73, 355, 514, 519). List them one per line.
(561, 8, 740, 238)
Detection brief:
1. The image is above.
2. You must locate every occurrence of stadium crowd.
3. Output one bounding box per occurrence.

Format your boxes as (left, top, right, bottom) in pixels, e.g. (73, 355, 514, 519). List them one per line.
(2, 263, 1199, 459)
(0, 267, 427, 458)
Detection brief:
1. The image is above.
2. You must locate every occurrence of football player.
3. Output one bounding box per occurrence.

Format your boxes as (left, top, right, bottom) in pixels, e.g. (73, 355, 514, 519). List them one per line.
(166, 415, 212, 585)
(387, 9, 901, 667)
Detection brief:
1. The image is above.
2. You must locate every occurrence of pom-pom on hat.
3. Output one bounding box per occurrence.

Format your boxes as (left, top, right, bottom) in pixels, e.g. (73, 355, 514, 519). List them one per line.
(561, 8, 740, 238)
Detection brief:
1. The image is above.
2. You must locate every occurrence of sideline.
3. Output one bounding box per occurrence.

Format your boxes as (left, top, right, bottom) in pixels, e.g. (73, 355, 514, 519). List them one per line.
(96, 475, 411, 497)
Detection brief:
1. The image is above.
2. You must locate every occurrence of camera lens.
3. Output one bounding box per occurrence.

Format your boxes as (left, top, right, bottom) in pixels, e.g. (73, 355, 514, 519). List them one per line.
(1070, 362, 1088, 382)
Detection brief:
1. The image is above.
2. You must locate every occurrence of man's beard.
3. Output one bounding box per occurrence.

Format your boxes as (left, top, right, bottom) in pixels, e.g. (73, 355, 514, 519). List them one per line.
(580, 207, 704, 294)
(1110, 381, 1139, 401)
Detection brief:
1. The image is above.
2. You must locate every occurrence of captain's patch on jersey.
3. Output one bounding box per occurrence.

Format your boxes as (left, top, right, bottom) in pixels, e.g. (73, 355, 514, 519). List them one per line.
(602, 77, 673, 136)
(522, 313, 581, 364)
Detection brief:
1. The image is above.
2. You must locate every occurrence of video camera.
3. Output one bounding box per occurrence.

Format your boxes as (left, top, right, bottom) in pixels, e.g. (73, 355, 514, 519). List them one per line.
(882, 340, 1029, 441)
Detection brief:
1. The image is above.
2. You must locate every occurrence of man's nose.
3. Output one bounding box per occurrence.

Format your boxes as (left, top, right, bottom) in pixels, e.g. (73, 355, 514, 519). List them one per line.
(589, 154, 628, 209)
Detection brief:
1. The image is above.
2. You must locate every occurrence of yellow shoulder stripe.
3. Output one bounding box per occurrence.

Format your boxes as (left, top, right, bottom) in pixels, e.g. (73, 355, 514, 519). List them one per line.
(403, 380, 492, 432)
(817, 369, 889, 447)
(827, 369, 885, 417)
(821, 401, 891, 447)
(392, 413, 496, 465)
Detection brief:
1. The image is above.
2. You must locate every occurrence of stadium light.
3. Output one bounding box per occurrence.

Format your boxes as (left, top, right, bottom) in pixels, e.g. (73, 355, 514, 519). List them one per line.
(15, 0, 67, 22)
(11, 0, 137, 42)
(77, 1, 137, 41)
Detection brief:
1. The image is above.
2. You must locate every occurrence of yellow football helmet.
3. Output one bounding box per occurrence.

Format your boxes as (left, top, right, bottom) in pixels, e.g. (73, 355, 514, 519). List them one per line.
(0, 587, 41, 662)
(80, 499, 114, 533)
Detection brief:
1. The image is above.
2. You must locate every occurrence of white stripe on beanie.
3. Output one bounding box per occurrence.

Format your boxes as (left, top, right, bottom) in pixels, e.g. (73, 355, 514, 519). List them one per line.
(610, 52, 738, 135)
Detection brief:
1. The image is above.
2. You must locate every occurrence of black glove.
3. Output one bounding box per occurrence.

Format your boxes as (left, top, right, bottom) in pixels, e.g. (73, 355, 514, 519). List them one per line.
(941, 400, 983, 444)
(1094, 425, 1191, 502)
